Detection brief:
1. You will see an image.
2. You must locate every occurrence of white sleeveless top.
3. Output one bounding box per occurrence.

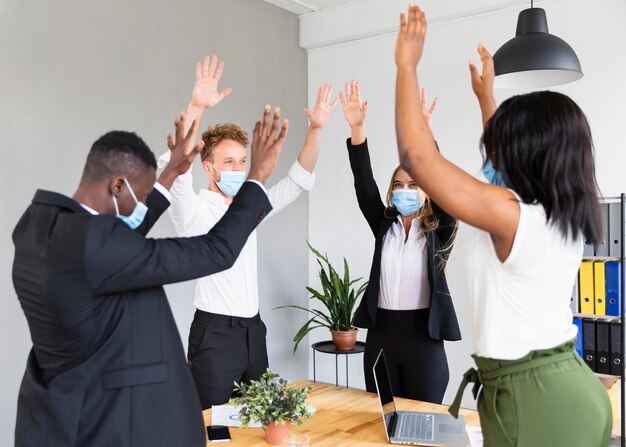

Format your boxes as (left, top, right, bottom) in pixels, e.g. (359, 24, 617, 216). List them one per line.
(448, 195, 581, 360)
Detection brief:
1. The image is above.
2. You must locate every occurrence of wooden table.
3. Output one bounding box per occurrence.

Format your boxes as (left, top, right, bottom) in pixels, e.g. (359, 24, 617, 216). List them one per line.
(202, 381, 480, 446)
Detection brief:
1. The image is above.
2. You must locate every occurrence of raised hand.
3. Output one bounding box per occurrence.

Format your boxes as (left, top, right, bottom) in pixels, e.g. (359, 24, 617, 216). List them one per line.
(469, 44, 496, 128)
(420, 88, 438, 127)
(469, 44, 495, 102)
(248, 106, 289, 185)
(395, 4, 427, 68)
(190, 55, 232, 110)
(158, 113, 205, 189)
(304, 83, 339, 129)
(339, 80, 368, 129)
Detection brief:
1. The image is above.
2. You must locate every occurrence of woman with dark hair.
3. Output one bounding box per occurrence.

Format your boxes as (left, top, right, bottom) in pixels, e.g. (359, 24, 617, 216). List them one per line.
(394, 5, 611, 446)
(339, 80, 461, 403)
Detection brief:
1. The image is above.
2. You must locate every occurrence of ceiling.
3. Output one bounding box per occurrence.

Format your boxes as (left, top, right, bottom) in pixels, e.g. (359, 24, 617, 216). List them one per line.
(264, 0, 362, 15)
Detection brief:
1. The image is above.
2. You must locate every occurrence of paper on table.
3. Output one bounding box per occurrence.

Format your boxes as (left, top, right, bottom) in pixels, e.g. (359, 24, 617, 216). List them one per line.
(211, 404, 317, 428)
(466, 426, 483, 447)
(211, 405, 262, 428)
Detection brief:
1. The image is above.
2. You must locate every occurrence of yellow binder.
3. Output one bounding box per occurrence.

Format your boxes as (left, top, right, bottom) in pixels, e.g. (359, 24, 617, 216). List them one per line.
(593, 261, 606, 315)
(579, 261, 595, 314)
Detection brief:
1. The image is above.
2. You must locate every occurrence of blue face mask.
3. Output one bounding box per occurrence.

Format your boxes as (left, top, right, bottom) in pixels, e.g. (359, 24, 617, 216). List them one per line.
(391, 189, 420, 216)
(483, 159, 507, 187)
(207, 162, 246, 197)
(112, 178, 148, 230)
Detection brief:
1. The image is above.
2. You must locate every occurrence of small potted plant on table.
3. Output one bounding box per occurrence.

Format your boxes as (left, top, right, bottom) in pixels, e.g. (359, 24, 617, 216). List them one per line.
(232, 369, 313, 445)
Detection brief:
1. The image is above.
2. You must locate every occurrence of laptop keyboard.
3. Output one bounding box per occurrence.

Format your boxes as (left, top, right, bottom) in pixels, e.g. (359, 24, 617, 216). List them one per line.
(397, 413, 433, 440)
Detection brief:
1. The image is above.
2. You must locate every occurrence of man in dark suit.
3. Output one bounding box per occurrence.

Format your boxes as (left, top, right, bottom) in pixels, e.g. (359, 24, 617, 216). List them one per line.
(11, 107, 288, 446)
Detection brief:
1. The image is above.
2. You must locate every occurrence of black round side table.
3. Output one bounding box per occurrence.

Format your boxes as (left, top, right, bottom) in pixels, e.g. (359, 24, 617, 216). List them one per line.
(311, 340, 365, 388)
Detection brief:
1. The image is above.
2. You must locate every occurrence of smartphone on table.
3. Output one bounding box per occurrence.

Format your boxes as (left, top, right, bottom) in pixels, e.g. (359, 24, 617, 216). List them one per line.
(207, 425, 231, 443)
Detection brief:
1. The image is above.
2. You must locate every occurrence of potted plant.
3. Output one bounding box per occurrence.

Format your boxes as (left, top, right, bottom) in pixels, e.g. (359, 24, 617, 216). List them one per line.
(232, 369, 313, 445)
(277, 241, 368, 352)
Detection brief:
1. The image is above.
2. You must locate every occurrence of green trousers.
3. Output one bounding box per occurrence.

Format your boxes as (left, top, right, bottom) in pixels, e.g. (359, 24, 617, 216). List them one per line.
(449, 340, 612, 447)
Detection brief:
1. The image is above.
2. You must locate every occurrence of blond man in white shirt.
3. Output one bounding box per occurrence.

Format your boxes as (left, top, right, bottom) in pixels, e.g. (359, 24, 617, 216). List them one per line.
(160, 56, 337, 408)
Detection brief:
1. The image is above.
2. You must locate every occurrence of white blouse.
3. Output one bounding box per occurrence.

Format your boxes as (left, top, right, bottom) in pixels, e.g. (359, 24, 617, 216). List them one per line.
(448, 194, 580, 360)
(378, 216, 430, 310)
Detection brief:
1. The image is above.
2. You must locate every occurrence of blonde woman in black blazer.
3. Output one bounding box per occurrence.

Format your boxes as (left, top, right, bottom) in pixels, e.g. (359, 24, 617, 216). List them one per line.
(339, 81, 461, 403)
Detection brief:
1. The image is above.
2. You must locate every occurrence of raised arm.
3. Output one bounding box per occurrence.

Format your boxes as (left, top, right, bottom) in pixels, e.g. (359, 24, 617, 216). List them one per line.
(297, 83, 338, 172)
(157, 56, 232, 234)
(339, 80, 368, 145)
(183, 55, 232, 136)
(157, 55, 231, 167)
(339, 80, 385, 235)
(418, 89, 456, 246)
(469, 44, 497, 129)
(265, 84, 337, 216)
(394, 5, 519, 261)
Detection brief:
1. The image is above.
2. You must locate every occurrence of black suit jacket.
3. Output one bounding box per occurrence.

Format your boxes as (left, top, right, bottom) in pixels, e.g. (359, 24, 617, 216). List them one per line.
(12, 182, 271, 447)
(347, 139, 461, 341)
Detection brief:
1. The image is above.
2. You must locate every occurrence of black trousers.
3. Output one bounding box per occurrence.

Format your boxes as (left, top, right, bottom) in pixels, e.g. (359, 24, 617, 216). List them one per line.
(364, 308, 449, 404)
(187, 310, 269, 409)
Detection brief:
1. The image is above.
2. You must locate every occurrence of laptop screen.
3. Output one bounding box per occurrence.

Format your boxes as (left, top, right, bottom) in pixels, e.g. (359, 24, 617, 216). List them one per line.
(373, 349, 397, 435)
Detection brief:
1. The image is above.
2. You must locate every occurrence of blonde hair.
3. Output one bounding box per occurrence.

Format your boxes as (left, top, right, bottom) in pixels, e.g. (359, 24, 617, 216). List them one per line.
(385, 165, 439, 233)
(200, 123, 249, 162)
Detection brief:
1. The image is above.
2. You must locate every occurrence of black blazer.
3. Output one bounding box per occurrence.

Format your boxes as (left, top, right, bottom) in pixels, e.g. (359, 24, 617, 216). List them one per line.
(12, 182, 271, 447)
(348, 139, 461, 341)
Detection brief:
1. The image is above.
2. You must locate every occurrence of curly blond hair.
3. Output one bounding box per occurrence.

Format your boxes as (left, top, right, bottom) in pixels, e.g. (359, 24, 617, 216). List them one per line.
(200, 123, 249, 162)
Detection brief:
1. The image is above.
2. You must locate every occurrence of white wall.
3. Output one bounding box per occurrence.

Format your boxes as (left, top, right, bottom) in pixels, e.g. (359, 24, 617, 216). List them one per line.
(304, 0, 626, 407)
(0, 0, 309, 444)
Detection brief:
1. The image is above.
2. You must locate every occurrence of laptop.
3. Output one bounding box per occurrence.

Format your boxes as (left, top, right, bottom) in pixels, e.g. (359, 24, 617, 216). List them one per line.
(373, 349, 467, 446)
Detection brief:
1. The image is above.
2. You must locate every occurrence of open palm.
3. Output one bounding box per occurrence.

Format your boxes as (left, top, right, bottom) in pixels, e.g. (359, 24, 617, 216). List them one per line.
(305, 83, 338, 129)
(191, 55, 232, 109)
(420, 88, 438, 127)
(339, 80, 367, 128)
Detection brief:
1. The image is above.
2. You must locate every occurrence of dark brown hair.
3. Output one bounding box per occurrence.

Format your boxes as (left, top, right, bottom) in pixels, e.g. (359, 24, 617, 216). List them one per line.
(481, 91, 602, 242)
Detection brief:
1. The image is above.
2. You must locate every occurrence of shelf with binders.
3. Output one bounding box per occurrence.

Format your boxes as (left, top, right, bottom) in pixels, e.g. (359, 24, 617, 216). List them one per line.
(571, 315, 622, 377)
(582, 199, 622, 258)
(572, 195, 625, 446)
(571, 199, 623, 379)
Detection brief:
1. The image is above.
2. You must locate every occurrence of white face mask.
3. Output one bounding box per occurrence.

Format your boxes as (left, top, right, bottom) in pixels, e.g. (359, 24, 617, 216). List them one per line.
(205, 162, 246, 197)
(391, 189, 420, 216)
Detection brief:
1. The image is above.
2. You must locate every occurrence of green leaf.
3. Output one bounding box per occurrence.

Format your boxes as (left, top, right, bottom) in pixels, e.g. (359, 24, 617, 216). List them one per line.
(230, 369, 312, 428)
(292, 317, 327, 353)
(304, 286, 325, 301)
(306, 240, 325, 261)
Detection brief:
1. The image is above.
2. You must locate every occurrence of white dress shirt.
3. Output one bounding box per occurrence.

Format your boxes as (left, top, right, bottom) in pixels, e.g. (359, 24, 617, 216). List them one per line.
(378, 216, 430, 310)
(164, 158, 315, 317)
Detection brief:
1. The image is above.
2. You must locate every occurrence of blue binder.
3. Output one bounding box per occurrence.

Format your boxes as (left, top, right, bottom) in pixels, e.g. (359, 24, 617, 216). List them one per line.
(573, 317, 583, 358)
(605, 261, 622, 317)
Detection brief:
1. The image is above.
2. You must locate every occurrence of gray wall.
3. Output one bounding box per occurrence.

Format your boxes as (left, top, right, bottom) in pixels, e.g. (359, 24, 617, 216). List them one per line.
(0, 0, 309, 444)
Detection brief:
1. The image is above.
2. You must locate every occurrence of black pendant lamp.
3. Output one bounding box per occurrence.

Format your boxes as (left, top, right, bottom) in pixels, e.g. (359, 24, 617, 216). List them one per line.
(493, 1, 583, 89)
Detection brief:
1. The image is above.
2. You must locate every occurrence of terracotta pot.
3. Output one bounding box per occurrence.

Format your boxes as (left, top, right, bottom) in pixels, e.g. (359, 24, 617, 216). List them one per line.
(330, 328, 358, 351)
(265, 421, 290, 445)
